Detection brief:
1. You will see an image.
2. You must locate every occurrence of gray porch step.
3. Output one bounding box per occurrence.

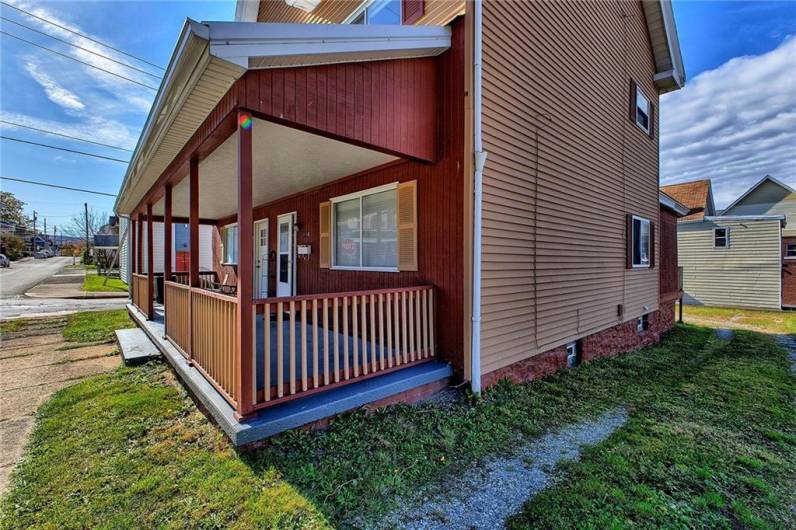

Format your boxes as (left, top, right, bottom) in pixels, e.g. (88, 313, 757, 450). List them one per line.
(116, 328, 160, 365)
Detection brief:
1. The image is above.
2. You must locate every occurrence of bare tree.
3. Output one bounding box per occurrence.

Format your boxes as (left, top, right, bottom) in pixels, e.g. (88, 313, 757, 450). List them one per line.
(62, 207, 108, 238)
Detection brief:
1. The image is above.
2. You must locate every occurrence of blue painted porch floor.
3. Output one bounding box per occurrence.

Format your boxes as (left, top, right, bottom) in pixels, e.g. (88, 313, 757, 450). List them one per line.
(129, 303, 452, 445)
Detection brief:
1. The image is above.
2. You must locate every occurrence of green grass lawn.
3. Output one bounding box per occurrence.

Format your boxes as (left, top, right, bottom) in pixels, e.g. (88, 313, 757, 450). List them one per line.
(682, 305, 796, 334)
(82, 272, 128, 293)
(2, 325, 794, 528)
(62, 309, 135, 343)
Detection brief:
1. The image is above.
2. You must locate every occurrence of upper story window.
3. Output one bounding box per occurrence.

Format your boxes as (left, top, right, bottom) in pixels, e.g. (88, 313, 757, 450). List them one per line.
(631, 215, 651, 268)
(348, 0, 402, 25)
(630, 80, 654, 136)
(221, 223, 238, 265)
(332, 183, 398, 271)
(786, 243, 796, 259)
(713, 227, 729, 248)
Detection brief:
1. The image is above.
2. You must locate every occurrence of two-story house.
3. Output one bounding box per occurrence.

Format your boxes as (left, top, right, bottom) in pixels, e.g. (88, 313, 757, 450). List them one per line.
(118, 0, 686, 444)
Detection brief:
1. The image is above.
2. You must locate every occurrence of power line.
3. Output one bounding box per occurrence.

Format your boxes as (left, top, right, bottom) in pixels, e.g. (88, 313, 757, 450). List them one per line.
(1, 136, 130, 164)
(1, 16, 161, 79)
(1, 31, 158, 91)
(1, 176, 117, 197)
(0, 120, 133, 152)
(0, 1, 165, 71)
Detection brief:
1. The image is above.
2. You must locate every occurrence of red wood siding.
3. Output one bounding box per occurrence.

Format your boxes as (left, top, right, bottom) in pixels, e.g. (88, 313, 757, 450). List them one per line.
(659, 207, 679, 300)
(238, 57, 439, 162)
(782, 237, 796, 307)
(214, 18, 466, 374)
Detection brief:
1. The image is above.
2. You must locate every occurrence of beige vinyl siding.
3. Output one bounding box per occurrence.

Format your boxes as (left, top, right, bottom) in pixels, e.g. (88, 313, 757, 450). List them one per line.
(723, 181, 796, 236)
(257, 0, 463, 25)
(479, 0, 661, 375)
(678, 219, 782, 310)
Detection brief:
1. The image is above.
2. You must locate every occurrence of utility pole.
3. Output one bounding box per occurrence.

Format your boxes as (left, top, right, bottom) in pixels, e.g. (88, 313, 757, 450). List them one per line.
(84, 202, 90, 264)
(43, 218, 47, 246)
(32, 210, 37, 252)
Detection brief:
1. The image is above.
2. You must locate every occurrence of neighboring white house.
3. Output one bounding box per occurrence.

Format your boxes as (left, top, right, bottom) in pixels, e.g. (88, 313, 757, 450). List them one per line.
(119, 220, 214, 284)
(678, 215, 786, 310)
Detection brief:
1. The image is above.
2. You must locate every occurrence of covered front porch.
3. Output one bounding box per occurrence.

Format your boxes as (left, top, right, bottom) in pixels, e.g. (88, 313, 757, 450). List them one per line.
(119, 20, 462, 429)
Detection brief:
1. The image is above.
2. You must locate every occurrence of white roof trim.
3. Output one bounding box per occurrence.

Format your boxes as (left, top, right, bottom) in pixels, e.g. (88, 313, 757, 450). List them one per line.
(642, 0, 687, 93)
(722, 175, 796, 215)
(235, 0, 259, 22)
(704, 215, 786, 223)
(659, 191, 689, 216)
(114, 20, 451, 214)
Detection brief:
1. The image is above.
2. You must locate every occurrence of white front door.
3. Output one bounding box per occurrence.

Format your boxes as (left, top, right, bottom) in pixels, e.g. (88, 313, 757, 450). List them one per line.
(254, 219, 269, 298)
(276, 213, 295, 297)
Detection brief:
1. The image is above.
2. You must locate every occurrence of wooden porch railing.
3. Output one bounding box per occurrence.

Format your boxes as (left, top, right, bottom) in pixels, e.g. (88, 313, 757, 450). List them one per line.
(251, 285, 435, 410)
(164, 281, 190, 356)
(171, 271, 217, 288)
(191, 289, 239, 406)
(131, 273, 149, 318)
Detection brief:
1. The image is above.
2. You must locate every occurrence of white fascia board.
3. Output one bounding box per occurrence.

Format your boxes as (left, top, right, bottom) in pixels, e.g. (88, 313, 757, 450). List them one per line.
(704, 215, 786, 223)
(205, 22, 452, 68)
(235, 0, 259, 22)
(659, 192, 689, 217)
(659, 0, 686, 86)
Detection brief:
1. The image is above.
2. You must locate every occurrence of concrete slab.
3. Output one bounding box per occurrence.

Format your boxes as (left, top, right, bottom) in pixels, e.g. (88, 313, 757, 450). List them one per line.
(128, 304, 453, 445)
(116, 328, 160, 365)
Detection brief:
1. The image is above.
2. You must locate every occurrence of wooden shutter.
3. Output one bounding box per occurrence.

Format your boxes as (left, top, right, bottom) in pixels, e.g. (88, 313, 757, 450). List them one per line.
(629, 79, 637, 124)
(319, 201, 331, 268)
(648, 102, 655, 139)
(650, 221, 656, 268)
(397, 180, 418, 271)
(402, 0, 424, 24)
(626, 213, 634, 269)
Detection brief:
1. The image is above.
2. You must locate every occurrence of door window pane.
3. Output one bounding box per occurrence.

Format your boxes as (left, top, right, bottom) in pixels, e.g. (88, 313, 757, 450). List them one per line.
(279, 254, 288, 283)
(362, 190, 397, 267)
(335, 198, 361, 267)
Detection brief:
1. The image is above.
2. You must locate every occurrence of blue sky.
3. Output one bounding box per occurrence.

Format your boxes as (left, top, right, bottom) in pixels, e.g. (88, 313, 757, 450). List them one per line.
(1, 0, 794, 232)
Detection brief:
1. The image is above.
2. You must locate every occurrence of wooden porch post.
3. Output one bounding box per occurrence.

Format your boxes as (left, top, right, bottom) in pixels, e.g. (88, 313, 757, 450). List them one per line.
(236, 109, 255, 417)
(189, 157, 200, 289)
(164, 185, 173, 283)
(146, 203, 154, 319)
(131, 215, 137, 275)
(136, 211, 143, 274)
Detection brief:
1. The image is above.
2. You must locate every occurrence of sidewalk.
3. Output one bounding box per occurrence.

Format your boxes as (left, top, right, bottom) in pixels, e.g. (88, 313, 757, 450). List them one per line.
(25, 270, 128, 299)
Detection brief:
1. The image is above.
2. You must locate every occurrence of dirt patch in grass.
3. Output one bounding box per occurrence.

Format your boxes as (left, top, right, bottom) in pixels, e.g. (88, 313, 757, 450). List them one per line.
(682, 305, 796, 334)
(2, 326, 794, 528)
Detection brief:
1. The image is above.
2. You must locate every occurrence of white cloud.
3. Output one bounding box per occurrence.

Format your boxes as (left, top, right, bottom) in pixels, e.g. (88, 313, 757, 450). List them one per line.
(24, 60, 85, 111)
(660, 36, 796, 208)
(0, 110, 139, 151)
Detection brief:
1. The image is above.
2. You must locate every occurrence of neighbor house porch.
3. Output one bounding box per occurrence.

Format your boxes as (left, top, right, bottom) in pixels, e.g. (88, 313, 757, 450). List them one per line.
(120, 20, 465, 436)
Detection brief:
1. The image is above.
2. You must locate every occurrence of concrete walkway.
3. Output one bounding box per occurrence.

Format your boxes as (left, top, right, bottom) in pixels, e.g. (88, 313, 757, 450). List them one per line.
(25, 269, 127, 299)
(377, 407, 628, 529)
(0, 320, 121, 495)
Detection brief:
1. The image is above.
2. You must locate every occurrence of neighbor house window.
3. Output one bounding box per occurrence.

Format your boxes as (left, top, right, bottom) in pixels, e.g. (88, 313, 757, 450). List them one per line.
(348, 0, 401, 24)
(631, 215, 651, 267)
(631, 81, 652, 134)
(714, 227, 729, 248)
(221, 224, 238, 264)
(786, 243, 796, 259)
(332, 183, 398, 270)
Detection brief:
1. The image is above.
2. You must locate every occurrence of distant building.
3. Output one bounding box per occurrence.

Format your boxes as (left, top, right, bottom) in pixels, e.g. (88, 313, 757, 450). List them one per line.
(660, 179, 717, 221)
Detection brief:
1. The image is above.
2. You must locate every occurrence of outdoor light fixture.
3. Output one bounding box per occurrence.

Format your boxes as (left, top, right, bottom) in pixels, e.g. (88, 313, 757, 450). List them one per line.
(284, 0, 321, 12)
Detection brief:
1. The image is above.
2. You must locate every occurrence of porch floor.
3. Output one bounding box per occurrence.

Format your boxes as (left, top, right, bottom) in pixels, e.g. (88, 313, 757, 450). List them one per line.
(128, 303, 452, 445)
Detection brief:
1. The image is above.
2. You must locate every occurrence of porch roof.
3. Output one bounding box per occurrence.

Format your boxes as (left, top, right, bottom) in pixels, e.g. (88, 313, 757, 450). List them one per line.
(115, 20, 452, 216)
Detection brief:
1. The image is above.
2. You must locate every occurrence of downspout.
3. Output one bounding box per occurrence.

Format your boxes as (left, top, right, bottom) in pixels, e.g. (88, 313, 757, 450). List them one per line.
(470, 0, 487, 395)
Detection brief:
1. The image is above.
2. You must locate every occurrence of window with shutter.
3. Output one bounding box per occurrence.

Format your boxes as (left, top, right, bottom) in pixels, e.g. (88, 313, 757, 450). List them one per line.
(319, 201, 331, 268)
(397, 180, 418, 271)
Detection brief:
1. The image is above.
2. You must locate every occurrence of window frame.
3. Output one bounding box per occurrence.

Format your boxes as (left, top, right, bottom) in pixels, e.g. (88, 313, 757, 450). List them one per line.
(713, 226, 730, 249)
(221, 222, 238, 266)
(344, 0, 402, 25)
(631, 215, 652, 269)
(634, 85, 652, 134)
(637, 314, 649, 333)
(786, 243, 796, 260)
(330, 182, 399, 272)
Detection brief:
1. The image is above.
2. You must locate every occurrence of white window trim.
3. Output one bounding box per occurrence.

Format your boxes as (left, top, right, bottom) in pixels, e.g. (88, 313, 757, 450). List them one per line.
(343, 0, 402, 24)
(631, 215, 651, 269)
(785, 243, 796, 260)
(330, 182, 399, 272)
(634, 85, 651, 134)
(713, 226, 730, 249)
(221, 222, 238, 265)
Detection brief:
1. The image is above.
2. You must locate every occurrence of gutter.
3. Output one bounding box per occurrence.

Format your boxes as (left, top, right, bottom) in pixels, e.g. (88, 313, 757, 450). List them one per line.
(470, 0, 486, 395)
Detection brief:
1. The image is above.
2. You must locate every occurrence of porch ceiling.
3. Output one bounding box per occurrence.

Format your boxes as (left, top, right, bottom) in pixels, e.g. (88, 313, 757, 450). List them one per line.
(152, 117, 397, 219)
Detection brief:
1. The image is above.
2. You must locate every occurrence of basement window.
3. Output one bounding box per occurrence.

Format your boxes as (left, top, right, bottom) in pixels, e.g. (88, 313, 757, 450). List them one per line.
(714, 227, 730, 248)
(566, 341, 581, 368)
(786, 244, 796, 259)
(637, 314, 650, 333)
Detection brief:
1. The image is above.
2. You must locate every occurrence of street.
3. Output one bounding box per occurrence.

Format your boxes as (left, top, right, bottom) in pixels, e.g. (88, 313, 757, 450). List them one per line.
(0, 258, 127, 319)
(0, 257, 73, 298)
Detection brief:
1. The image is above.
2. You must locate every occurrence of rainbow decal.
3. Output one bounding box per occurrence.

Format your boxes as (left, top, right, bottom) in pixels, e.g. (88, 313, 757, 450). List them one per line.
(239, 113, 253, 130)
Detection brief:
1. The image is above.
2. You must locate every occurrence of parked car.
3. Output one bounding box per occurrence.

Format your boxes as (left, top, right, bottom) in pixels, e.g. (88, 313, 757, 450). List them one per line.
(0, 254, 9, 268)
(34, 250, 50, 259)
